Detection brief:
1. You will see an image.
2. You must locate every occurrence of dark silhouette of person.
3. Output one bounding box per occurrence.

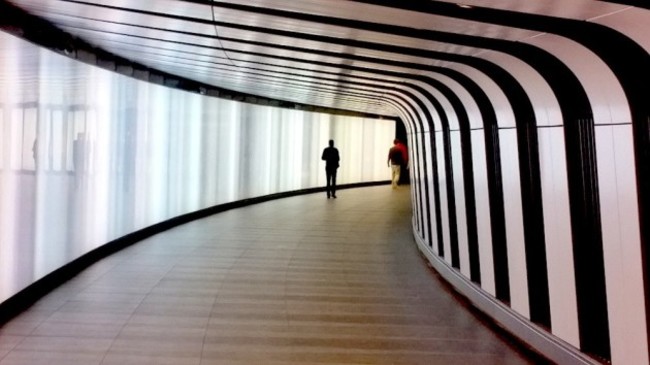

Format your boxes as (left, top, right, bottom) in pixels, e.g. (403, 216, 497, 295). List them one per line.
(321, 139, 340, 199)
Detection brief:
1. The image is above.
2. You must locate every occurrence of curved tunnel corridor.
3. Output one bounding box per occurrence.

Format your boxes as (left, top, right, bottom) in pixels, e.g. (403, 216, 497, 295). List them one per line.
(1, 1, 650, 363)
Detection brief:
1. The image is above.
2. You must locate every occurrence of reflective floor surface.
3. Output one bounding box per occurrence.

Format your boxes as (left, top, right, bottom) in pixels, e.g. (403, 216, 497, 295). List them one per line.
(0, 186, 546, 364)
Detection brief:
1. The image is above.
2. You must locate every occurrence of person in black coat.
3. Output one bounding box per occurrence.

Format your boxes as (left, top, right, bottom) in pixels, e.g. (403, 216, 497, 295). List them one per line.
(321, 139, 340, 199)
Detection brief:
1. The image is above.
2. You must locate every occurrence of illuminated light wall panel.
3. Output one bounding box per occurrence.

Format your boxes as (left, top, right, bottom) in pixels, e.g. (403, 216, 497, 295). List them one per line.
(0, 31, 395, 304)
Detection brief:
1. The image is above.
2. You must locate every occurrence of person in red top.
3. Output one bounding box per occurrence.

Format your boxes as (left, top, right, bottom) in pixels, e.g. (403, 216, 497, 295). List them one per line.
(387, 139, 408, 189)
(396, 139, 408, 167)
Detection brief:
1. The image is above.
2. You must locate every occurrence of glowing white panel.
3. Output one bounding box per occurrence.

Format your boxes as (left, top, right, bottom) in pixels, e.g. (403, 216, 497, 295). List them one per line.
(144, 83, 171, 222)
(499, 129, 529, 319)
(200, 100, 222, 203)
(538, 126, 580, 348)
(596, 125, 648, 365)
(0, 31, 395, 304)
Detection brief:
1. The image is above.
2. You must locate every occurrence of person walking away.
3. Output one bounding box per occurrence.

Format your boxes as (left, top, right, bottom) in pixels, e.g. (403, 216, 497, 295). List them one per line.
(321, 139, 340, 198)
(387, 139, 405, 189)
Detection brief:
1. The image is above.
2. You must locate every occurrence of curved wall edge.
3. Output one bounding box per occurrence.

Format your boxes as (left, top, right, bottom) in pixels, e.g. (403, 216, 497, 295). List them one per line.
(411, 220, 603, 365)
(0, 181, 388, 326)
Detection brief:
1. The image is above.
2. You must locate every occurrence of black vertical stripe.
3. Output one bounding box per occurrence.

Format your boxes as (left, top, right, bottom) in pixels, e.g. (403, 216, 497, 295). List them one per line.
(442, 125, 459, 268)
(639, 114, 650, 363)
(461, 127, 480, 284)
(430, 130, 445, 255)
(484, 124, 510, 302)
(564, 117, 610, 359)
(517, 120, 550, 327)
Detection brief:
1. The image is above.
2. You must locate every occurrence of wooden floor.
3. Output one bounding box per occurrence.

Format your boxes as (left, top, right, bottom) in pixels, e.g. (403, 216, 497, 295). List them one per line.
(0, 186, 545, 364)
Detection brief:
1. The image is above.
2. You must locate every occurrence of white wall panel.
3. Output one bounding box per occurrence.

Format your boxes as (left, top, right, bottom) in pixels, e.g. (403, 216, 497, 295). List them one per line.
(450, 131, 469, 275)
(479, 51, 561, 127)
(499, 129, 529, 318)
(445, 64, 516, 129)
(420, 72, 483, 130)
(471, 129, 495, 295)
(411, 80, 455, 133)
(401, 83, 442, 134)
(596, 125, 648, 365)
(396, 88, 436, 134)
(525, 34, 631, 126)
(537, 127, 580, 347)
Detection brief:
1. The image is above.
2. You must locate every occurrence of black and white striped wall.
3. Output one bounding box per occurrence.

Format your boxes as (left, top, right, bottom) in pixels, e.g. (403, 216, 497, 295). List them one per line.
(390, 5, 650, 365)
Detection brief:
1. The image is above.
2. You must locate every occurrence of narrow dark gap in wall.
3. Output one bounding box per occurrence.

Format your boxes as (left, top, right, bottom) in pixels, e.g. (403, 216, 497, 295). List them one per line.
(483, 124, 510, 302)
(430, 132, 444, 254)
(417, 131, 430, 243)
(639, 114, 650, 363)
(442, 125, 460, 268)
(517, 121, 551, 328)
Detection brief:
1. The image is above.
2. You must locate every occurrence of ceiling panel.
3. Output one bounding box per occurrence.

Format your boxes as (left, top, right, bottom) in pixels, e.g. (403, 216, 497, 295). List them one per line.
(214, 0, 628, 23)
(10, 0, 215, 21)
(6, 0, 645, 118)
(210, 2, 541, 40)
